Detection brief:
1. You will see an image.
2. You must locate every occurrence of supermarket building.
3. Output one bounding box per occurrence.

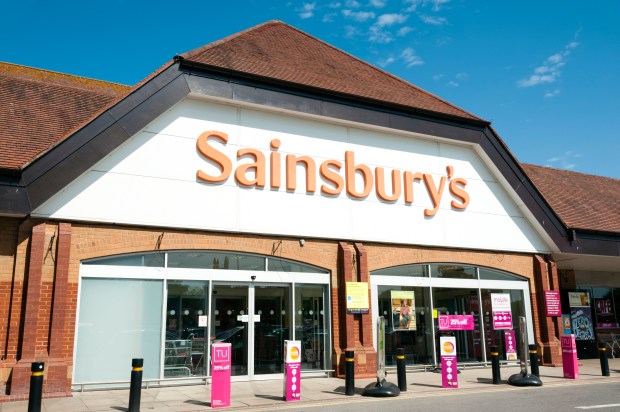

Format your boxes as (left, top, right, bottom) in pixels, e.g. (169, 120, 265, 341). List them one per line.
(0, 21, 619, 401)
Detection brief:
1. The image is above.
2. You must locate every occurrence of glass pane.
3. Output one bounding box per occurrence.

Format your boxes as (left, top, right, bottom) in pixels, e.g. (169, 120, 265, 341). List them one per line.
(479, 268, 527, 281)
(210, 285, 249, 376)
(372, 264, 427, 277)
(168, 251, 265, 270)
(431, 264, 477, 279)
(378, 285, 433, 366)
(82, 253, 165, 267)
(432, 287, 483, 362)
(165, 281, 209, 378)
(74, 278, 163, 383)
(254, 286, 291, 374)
(268, 258, 328, 273)
(481, 289, 525, 361)
(295, 284, 327, 371)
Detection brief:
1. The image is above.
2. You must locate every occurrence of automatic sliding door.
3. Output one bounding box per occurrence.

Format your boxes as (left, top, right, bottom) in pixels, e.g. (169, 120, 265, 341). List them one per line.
(254, 285, 291, 374)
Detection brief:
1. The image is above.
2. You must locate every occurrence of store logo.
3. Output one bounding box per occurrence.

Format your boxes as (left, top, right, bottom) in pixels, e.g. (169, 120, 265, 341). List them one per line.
(196, 131, 470, 217)
(290, 346, 300, 361)
(442, 341, 455, 354)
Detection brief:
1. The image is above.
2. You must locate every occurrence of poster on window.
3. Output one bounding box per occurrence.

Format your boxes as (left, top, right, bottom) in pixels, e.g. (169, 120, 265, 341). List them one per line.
(391, 291, 416, 330)
(568, 291, 595, 341)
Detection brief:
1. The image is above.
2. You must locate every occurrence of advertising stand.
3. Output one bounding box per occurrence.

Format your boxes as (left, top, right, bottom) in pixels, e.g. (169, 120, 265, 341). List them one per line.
(507, 316, 542, 387)
(361, 317, 400, 397)
(211, 343, 231, 408)
(561, 334, 579, 379)
(440, 336, 458, 388)
(283, 340, 302, 401)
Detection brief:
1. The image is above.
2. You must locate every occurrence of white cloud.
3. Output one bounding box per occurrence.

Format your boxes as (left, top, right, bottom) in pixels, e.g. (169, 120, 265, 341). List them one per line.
(344, 25, 359, 38)
(545, 151, 582, 170)
(328, 1, 342, 7)
(369, 0, 386, 7)
(544, 89, 561, 98)
(397, 26, 413, 36)
(433, 74, 444, 81)
(369, 25, 393, 43)
(376, 13, 408, 27)
(378, 56, 396, 67)
(345, 0, 361, 7)
(446, 80, 459, 87)
(518, 38, 580, 87)
(420, 14, 447, 25)
(401, 47, 424, 67)
(297, 2, 316, 19)
(342, 9, 376, 21)
(456, 72, 468, 80)
(428, 0, 450, 11)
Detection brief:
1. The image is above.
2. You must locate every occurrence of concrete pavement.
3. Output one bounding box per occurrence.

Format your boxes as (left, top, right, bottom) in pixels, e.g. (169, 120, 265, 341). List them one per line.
(1, 359, 619, 412)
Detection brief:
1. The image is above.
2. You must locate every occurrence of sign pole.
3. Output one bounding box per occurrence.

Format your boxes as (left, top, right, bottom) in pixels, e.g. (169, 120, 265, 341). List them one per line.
(361, 316, 400, 397)
(507, 316, 542, 387)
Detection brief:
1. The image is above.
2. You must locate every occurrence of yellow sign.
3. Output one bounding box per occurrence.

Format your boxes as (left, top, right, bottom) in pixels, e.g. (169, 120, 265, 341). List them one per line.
(346, 282, 369, 314)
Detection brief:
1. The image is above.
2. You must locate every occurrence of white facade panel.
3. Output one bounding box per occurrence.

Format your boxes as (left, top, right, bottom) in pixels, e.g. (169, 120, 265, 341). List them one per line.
(33, 98, 552, 253)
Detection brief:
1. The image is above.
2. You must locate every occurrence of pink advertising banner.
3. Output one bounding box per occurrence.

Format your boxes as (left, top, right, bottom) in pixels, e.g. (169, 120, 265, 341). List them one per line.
(504, 330, 517, 361)
(492, 311, 513, 330)
(544, 290, 562, 317)
(211, 343, 231, 408)
(283, 340, 302, 402)
(438, 315, 475, 331)
(561, 334, 579, 379)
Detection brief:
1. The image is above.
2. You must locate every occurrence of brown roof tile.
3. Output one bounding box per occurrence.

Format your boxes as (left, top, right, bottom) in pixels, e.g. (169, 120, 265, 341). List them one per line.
(523, 163, 620, 234)
(0, 62, 130, 170)
(178, 20, 484, 122)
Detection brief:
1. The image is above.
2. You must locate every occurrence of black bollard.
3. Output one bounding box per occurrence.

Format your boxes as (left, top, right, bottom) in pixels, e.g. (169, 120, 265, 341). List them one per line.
(490, 346, 501, 384)
(28, 362, 44, 412)
(598, 342, 610, 377)
(128, 358, 144, 412)
(529, 344, 540, 378)
(396, 348, 407, 391)
(345, 350, 355, 396)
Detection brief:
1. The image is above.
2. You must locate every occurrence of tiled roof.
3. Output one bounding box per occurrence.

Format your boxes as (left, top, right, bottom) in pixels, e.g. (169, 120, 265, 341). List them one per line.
(178, 20, 483, 122)
(0, 62, 130, 171)
(523, 164, 620, 234)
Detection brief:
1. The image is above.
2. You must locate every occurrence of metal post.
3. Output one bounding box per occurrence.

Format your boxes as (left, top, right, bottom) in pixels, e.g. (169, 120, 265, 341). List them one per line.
(396, 348, 407, 391)
(28, 362, 44, 412)
(345, 350, 355, 396)
(128, 358, 143, 412)
(598, 342, 610, 377)
(490, 346, 501, 384)
(529, 344, 540, 377)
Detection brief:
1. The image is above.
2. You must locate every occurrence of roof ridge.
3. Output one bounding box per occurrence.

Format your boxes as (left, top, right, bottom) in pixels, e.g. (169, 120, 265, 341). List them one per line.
(523, 162, 620, 182)
(0, 61, 129, 96)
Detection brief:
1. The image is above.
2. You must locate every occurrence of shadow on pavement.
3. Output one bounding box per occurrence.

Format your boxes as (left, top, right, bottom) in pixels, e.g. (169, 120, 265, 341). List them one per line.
(186, 399, 210, 407)
(255, 394, 284, 401)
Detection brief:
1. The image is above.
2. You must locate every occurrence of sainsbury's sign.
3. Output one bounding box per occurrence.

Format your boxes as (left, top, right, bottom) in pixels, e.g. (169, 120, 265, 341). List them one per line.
(195, 130, 470, 217)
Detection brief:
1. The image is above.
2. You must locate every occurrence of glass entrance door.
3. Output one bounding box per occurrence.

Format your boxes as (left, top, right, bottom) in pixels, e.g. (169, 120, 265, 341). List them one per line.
(210, 283, 291, 378)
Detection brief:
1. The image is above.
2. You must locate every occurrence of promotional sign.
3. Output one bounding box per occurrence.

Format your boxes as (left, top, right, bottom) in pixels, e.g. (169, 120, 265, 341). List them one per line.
(562, 314, 572, 335)
(211, 343, 231, 408)
(390, 291, 416, 330)
(491, 293, 513, 330)
(544, 290, 562, 317)
(440, 336, 458, 388)
(504, 330, 518, 360)
(560, 334, 579, 379)
(346, 282, 369, 314)
(569, 291, 595, 341)
(283, 340, 302, 401)
(438, 315, 474, 331)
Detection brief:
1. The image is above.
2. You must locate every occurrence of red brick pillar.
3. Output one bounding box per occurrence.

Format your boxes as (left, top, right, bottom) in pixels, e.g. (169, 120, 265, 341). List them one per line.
(533, 255, 562, 365)
(9, 223, 46, 397)
(46, 223, 72, 396)
(334, 242, 376, 378)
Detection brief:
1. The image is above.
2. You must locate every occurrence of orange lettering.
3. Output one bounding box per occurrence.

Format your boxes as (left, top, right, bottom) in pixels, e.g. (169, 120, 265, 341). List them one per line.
(196, 131, 232, 183)
(375, 167, 401, 202)
(345, 151, 373, 198)
(403, 171, 423, 203)
(423, 173, 446, 217)
(286, 154, 316, 193)
(449, 177, 469, 209)
(320, 159, 344, 195)
(270, 139, 281, 189)
(235, 148, 266, 187)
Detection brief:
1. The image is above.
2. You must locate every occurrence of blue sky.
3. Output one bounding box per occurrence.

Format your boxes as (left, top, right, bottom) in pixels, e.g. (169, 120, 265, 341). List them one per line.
(2, 1, 619, 178)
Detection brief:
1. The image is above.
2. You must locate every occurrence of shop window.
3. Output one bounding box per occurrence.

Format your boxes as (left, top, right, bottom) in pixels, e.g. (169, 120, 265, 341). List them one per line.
(74, 278, 163, 384)
(479, 268, 527, 281)
(480, 289, 525, 361)
(431, 264, 476, 279)
(294, 284, 328, 371)
(372, 264, 427, 277)
(82, 252, 165, 267)
(167, 251, 265, 270)
(377, 286, 433, 366)
(268, 258, 328, 273)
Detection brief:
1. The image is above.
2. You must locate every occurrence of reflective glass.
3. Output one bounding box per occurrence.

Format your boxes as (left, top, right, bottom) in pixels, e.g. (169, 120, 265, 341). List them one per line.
(168, 251, 265, 270)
